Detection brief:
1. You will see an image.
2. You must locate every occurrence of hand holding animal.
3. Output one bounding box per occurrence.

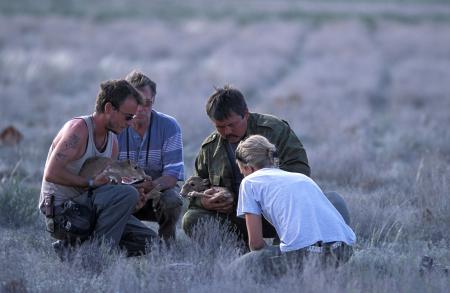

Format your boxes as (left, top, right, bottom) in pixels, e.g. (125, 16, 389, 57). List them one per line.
(79, 157, 162, 210)
(180, 176, 234, 203)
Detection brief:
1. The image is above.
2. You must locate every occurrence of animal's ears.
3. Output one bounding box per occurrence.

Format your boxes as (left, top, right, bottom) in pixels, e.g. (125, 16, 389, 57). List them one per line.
(202, 178, 210, 186)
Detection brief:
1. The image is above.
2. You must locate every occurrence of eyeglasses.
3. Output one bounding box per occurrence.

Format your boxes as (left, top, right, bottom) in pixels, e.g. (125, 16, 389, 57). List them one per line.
(115, 108, 136, 121)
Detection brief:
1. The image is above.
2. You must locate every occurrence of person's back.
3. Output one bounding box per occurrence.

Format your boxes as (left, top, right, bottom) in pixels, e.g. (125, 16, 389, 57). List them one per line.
(229, 134, 356, 275)
(239, 168, 355, 252)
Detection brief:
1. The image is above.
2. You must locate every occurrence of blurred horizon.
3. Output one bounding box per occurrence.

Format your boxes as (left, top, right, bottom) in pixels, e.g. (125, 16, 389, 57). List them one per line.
(2, 0, 450, 21)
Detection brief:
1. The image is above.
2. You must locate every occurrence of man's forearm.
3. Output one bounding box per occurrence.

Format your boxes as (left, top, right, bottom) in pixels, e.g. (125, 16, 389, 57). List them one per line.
(45, 167, 89, 188)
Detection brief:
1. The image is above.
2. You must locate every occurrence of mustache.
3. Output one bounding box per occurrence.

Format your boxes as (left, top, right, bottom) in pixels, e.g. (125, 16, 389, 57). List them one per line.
(226, 135, 239, 140)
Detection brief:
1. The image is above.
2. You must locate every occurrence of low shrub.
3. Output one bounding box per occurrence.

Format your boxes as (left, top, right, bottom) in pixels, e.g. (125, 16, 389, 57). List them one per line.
(0, 175, 40, 228)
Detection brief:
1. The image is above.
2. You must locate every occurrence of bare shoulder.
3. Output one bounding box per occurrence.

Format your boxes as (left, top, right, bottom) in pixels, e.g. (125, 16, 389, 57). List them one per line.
(52, 118, 88, 161)
(65, 118, 88, 134)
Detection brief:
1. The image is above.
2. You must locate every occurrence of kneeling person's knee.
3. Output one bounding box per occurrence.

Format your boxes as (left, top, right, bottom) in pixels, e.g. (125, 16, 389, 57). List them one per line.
(160, 188, 183, 209)
(324, 191, 350, 225)
(112, 185, 139, 206)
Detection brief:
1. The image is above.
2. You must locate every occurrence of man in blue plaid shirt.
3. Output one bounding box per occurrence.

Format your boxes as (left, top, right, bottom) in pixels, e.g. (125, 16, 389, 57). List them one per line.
(118, 70, 184, 242)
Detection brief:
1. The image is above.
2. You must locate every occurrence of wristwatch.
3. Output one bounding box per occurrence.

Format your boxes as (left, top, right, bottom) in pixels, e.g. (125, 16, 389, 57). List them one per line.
(88, 177, 95, 190)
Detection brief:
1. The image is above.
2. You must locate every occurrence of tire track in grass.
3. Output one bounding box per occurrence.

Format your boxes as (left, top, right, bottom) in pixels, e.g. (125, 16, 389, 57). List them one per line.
(243, 21, 317, 105)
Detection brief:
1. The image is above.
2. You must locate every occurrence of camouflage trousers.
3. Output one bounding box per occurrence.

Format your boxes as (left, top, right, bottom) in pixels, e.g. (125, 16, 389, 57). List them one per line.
(133, 186, 183, 242)
(182, 207, 277, 246)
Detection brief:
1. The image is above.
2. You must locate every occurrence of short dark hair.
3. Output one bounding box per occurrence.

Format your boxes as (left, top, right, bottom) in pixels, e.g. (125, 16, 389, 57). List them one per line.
(95, 79, 143, 113)
(206, 85, 248, 120)
(125, 70, 157, 97)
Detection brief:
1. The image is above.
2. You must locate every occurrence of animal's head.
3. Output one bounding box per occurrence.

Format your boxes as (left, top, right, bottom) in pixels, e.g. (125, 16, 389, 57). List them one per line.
(180, 176, 210, 197)
(106, 159, 146, 184)
(0, 126, 23, 146)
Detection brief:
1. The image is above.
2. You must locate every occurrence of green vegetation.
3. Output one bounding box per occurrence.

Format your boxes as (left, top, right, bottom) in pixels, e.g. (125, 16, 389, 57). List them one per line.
(0, 172, 40, 228)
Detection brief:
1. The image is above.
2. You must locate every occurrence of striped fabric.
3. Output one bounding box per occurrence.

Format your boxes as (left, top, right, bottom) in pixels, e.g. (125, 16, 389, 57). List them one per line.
(117, 110, 184, 181)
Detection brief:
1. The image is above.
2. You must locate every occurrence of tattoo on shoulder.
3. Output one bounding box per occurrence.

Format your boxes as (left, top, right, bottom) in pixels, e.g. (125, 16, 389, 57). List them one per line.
(56, 152, 68, 161)
(64, 134, 80, 150)
(55, 134, 80, 161)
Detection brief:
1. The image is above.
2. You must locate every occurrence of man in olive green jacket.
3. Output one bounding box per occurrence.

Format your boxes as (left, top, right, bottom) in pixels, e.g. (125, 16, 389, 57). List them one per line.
(182, 85, 310, 243)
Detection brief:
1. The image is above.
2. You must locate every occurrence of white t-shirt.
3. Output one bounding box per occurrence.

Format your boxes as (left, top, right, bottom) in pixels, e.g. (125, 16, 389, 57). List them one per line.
(237, 168, 356, 252)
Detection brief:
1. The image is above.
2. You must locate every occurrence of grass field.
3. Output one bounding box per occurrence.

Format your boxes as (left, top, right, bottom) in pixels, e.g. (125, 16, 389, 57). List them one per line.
(1, 1, 449, 292)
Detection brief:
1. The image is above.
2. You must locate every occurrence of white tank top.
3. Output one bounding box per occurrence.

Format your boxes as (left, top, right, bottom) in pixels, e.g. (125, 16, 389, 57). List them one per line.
(39, 115, 115, 209)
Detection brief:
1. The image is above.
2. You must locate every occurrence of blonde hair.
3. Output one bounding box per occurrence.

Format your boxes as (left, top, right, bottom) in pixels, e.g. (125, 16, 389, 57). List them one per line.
(235, 135, 279, 169)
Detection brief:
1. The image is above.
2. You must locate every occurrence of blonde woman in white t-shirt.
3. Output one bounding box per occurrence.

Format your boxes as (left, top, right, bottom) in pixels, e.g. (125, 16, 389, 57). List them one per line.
(229, 134, 356, 273)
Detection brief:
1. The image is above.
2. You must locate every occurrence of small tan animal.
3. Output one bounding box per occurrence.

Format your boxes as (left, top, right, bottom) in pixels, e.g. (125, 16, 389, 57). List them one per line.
(180, 176, 233, 202)
(0, 125, 23, 146)
(79, 157, 162, 210)
(79, 157, 145, 184)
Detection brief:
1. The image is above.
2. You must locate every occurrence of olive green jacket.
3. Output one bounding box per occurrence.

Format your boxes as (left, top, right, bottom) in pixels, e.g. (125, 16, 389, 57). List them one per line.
(189, 112, 310, 210)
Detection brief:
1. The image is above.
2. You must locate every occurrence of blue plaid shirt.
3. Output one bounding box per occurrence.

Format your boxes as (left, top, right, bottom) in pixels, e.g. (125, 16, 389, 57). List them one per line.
(117, 110, 184, 181)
